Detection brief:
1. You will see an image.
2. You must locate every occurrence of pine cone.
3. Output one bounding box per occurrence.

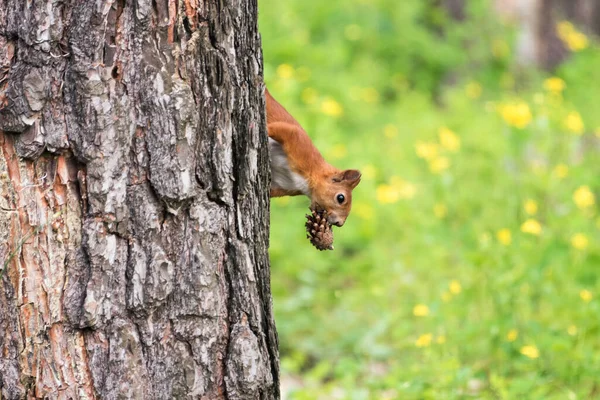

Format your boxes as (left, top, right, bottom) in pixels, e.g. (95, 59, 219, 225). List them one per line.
(305, 207, 334, 251)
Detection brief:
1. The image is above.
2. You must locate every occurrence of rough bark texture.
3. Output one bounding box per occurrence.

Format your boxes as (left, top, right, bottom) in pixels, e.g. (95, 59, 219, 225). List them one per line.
(0, 1, 278, 399)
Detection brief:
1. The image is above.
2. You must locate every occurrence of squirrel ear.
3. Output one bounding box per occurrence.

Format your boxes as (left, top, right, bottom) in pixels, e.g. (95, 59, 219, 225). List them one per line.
(342, 169, 361, 189)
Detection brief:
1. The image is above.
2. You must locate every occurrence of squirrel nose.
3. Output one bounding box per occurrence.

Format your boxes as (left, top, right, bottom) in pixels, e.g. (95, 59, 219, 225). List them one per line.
(326, 213, 345, 227)
(330, 218, 344, 227)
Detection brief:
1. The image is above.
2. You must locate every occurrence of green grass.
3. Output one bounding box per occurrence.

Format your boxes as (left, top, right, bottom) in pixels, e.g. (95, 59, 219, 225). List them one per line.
(259, 0, 600, 398)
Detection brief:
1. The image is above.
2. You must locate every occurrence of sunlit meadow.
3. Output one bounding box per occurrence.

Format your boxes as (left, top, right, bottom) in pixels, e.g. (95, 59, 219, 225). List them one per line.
(259, 0, 600, 398)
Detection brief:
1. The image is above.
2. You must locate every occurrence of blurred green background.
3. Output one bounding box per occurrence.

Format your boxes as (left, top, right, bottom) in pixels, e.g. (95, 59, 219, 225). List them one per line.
(259, 0, 600, 398)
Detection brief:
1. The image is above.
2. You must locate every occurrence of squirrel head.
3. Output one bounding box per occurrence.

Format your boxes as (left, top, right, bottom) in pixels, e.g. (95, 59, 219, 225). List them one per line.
(311, 169, 361, 227)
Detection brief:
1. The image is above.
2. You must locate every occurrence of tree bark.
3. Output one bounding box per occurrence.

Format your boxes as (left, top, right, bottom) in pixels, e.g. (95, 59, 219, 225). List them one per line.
(0, 0, 278, 399)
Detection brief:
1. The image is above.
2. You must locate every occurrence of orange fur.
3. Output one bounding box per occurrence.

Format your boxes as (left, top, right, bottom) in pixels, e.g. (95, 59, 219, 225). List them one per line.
(266, 88, 361, 227)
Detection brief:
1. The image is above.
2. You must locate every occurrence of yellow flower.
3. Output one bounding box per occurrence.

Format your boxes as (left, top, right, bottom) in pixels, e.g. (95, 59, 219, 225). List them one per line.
(507, 329, 518, 342)
(465, 82, 482, 99)
(496, 229, 512, 246)
(301, 87, 318, 104)
(429, 157, 450, 174)
(434, 203, 448, 219)
(399, 186, 417, 200)
(543, 77, 566, 94)
(390, 176, 417, 200)
(361, 87, 379, 103)
(384, 124, 398, 139)
(571, 233, 589, 250)
(344, 24, 362, 41)
(413, 304, 430, 317)
(500, 102, 532, 129)
(573, 185, 596, 209)
(568, 325, 578, 336)
(569, 32, 588, 51)
(376, 184, 399, 205)
(436, 335, 446, 344)
(564, 111, 585, 135)
(276, 64, 295, 79)
(580, 289, 593, 303)
(521, 219, 542, 236)
(415, 141, 439, 160)
(321, 98, 343, 117)
(557, 21, 574, 38)
(376, 178, 417, 204)
(449, 280, 462, 295)
(438, 127, 461, 152)
(330, 144, 347, 159)
(552, 163, 569, 179)
(415, 333, 433, 348)
(557, 21, 589, 51)
(524, 199, 538, 215)
(520, 345, 540, 359)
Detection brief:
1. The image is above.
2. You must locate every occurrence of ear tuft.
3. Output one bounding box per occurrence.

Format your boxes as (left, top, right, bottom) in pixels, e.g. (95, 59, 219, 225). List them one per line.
(342, 169, 361, 189)
(343, 169, 361, 181)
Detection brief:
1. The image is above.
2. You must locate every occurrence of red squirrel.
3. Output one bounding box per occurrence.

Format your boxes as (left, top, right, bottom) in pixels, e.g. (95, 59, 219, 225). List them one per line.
(266, 88, 361, 227)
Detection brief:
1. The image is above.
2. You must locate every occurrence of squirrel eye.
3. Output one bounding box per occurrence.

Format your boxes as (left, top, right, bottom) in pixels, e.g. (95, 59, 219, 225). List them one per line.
(336, 194, 345, 204)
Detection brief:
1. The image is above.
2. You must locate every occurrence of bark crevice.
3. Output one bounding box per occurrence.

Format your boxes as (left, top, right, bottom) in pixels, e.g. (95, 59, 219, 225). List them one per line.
(1, 0, 278, 398)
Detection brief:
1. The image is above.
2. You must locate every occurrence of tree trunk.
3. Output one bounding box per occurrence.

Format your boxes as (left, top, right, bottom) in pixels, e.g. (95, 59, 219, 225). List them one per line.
(495, 0, 600, 68)
(537, 0, 600, 68)
(442, 0, 465, 21)
(0, 1, 278, 399)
